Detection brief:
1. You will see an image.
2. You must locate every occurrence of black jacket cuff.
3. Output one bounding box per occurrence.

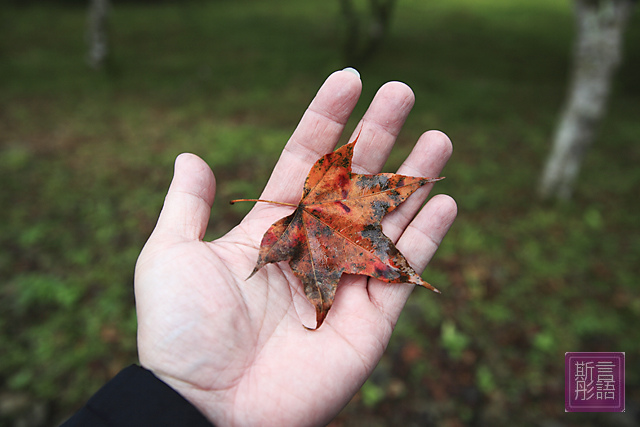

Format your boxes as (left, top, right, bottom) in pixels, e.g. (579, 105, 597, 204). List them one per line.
(61, 365, 213, 426)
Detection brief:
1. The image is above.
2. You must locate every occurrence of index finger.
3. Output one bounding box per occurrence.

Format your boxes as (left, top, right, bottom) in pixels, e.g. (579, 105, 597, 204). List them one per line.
(259, 69, 362, 205)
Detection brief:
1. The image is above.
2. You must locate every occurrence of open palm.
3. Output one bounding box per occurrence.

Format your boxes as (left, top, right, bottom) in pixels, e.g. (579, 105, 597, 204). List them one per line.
(134, 69, 457, 427)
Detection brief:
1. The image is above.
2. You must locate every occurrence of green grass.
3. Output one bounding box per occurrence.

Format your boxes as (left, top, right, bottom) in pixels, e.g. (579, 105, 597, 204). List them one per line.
(2, 0, 639, 425)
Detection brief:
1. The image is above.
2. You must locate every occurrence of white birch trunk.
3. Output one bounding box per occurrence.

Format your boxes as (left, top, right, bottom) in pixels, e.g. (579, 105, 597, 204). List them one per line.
(539, 0, 634, 200)
(87, 0, 110, 70)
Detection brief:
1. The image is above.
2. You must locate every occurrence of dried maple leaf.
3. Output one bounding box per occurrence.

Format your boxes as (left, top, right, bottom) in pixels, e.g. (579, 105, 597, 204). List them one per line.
(232, 134, 443, 329)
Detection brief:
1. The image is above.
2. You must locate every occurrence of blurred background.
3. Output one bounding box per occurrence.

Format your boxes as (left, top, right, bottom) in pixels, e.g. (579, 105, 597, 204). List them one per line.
(1, 0, 639, 425)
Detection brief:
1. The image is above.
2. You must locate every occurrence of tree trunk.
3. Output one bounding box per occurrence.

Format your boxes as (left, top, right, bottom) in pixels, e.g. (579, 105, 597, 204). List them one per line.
(538, 0, 635, 200)
(87, 0, 110, 70)
(362, 0, 397, 61)
(339, 0, 397, 66)
(340, 0, 360, 64)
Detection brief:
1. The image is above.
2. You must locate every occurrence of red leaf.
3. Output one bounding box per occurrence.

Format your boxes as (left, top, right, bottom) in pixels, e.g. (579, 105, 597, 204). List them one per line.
(238, 134, 443, 329)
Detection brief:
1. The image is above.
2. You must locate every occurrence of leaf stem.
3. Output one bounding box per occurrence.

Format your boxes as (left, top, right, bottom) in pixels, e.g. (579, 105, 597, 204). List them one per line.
(229, 198, 298, 207)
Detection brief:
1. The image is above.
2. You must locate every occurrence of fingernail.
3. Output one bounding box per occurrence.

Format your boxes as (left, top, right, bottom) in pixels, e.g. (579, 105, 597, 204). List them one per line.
(342, 67, 360, 78)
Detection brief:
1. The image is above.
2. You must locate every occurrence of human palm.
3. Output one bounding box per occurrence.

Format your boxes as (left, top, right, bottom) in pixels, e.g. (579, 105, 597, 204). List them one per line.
(134, 69, 457, 427)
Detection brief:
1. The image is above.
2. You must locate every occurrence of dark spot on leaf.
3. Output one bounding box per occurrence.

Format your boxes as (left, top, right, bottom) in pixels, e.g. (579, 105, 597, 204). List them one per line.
(374, 263, 399, 280)
(357, 175, 390, 191)
(386, 190, 401, 204)
(336, 173, 350, 193)
(371, 200, 391, 219)
(336, 201, 351, 213)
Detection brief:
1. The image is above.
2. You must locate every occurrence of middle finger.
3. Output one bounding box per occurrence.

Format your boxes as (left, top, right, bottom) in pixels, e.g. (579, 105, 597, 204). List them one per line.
(350, 81, 416, 175)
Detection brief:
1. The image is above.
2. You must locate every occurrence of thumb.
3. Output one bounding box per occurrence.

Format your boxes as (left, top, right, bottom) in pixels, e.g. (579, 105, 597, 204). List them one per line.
(153, 153, 216, 241)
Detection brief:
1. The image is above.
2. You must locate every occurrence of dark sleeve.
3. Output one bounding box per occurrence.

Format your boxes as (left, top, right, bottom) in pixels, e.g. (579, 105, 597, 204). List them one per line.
(61, 365, 214, 427)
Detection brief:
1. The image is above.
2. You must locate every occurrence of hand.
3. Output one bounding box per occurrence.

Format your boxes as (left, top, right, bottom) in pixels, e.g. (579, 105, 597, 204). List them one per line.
(134, 69, 457, 427)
